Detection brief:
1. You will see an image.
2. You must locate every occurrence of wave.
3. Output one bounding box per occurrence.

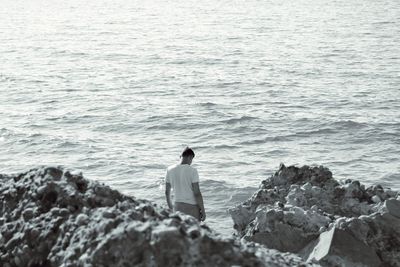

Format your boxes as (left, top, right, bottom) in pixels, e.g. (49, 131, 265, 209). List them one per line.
(215, 81, 242, 88)
(227, 187, 258, 203)
(0, 127, 10, 134)
(295, 128, 337, 137)
(291, 120, 370, 137)
(380, 173, 400, 183)
(197, 102, 218, 107)
(202, 179, 230, 188)
(330, 120, 369, 129)
(137, 163, 167, 170)
(0, 74, 17, 83)
(56, 140, 81, 148)
(213, 144, 238, 149)
(145, 121, 218, 131)
(200, 180, 257, 205)
(27, 133, 43, 138)
(93, 123, 142, 132)
(376, 122, 400, 127)
(238, 135, 292, 145)
(221, 116, 257, 124)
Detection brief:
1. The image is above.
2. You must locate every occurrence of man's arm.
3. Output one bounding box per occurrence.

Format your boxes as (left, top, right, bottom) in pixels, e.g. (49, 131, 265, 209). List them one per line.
(192, 182, 206, 221)
(165, 182, 173, 210)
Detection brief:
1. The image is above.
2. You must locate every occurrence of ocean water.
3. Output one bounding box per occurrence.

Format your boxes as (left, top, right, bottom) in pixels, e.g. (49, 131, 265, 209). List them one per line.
(1, 0, 399, 235)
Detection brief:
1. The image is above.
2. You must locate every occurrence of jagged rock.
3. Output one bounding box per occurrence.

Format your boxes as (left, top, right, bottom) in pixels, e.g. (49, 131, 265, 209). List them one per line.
(242, 205, 329, 253)
(230, 164, 400, 267)
(302, 227, 381, 267)
(0, 166, 314, 267)
(336, 208, 400, 267)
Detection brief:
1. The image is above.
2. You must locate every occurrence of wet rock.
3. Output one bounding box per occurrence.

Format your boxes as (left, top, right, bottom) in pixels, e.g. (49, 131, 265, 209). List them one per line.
(0, 166, 313, 267)
(230, 164, 400, 267)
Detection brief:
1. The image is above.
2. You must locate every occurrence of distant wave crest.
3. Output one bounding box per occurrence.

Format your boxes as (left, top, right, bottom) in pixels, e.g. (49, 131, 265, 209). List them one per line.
(331, 120, 369, 129)
(221, 116, 257, 124)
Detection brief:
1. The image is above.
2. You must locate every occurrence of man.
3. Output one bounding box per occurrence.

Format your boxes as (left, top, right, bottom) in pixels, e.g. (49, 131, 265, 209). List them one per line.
(165, 147, 206, 221)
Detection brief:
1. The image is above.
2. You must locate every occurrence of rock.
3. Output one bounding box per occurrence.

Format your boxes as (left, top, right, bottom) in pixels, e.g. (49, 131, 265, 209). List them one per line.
(248, 223, 318, 253)
(303, 227, 381, 267)
(371, 195, 381, 203)
(0, 166, 313, 267)
(336, 211, 400, 266)
(75, 214, 89, 226)
(385, 199, 400, 218)
(242, 205, 329, 253)
(22, 208, 34, 221)
(230, 164, 400, 267)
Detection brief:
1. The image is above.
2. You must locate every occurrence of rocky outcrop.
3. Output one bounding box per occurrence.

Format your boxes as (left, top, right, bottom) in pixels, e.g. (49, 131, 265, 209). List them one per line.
(0, 166, 314, 267)
(229, 164, 400, 267)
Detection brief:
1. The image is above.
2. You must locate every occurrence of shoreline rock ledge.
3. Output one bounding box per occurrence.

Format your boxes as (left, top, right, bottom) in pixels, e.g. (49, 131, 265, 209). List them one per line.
(229, 164, 400, 267)
(0, 166, 314, 267)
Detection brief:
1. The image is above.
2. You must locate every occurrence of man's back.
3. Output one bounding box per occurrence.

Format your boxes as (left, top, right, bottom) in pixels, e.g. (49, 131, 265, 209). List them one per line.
(165, 147, 206, 221)
(166, 164, 199, 205)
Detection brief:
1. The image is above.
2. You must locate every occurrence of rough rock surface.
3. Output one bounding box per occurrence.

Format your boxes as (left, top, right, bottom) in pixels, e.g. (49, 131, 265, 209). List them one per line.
(229, 164, 400, 267)
(302, 227, 381, 267)
(0, 166, 315, 267)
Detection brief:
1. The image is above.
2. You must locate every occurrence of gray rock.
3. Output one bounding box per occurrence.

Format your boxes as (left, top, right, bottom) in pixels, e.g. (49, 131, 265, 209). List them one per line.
(303, 227, 381, 267)
(385, 198, 400, 218)
(0, 166, 313, 267)
(246, 223, 318, 253)
(22, 208, 34, 221)
(230, 164, 400, 267)
(75, 213, 89, 225)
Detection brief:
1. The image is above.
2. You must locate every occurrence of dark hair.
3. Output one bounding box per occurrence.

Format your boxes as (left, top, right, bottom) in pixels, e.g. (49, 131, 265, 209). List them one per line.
(181, 147, 195, 158)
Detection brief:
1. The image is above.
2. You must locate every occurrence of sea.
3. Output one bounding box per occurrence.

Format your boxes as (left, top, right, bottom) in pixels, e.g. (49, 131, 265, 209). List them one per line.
(0, 0, 399, 235)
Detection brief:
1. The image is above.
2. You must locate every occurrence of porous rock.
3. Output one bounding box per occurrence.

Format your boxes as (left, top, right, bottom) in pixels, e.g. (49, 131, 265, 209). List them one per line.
(229, 164, 400, 267)
(0, 166, 313, 267)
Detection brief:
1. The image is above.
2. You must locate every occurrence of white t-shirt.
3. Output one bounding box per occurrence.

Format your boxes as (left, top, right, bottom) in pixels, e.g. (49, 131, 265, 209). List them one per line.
(165, 164, 199, 205)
